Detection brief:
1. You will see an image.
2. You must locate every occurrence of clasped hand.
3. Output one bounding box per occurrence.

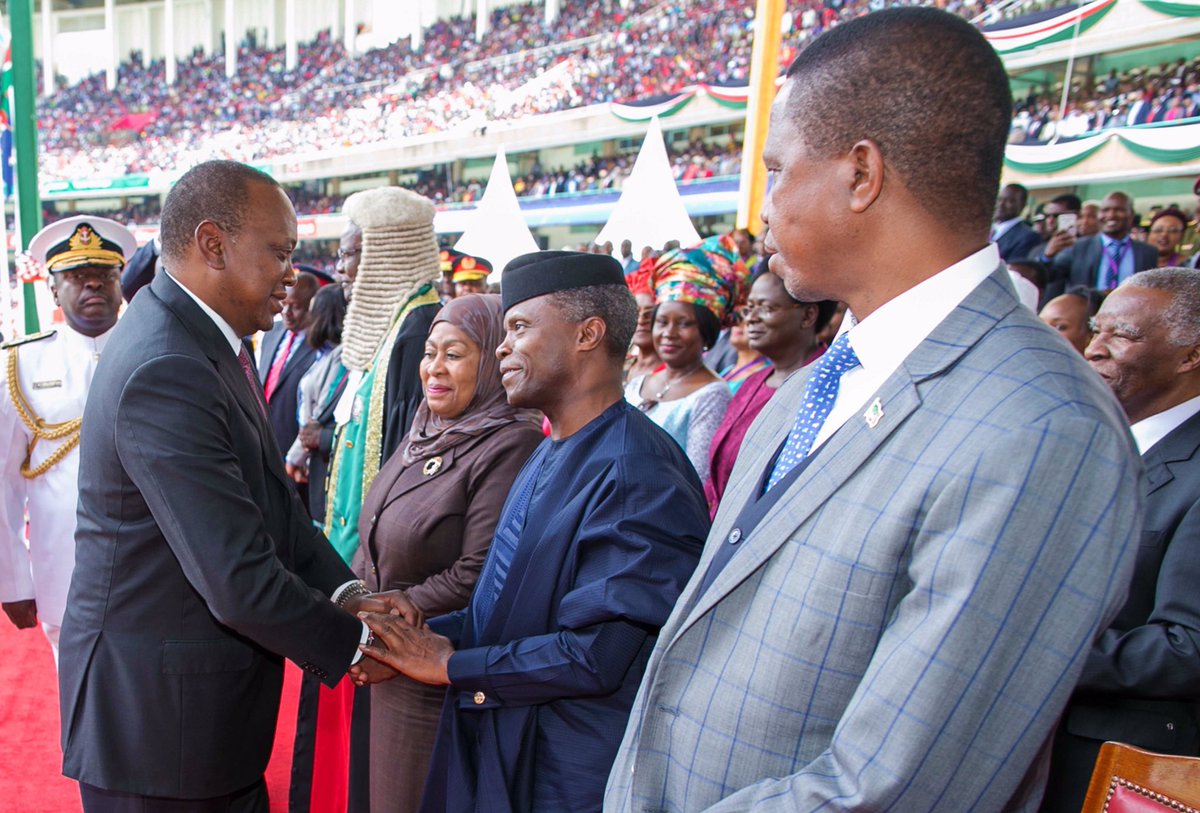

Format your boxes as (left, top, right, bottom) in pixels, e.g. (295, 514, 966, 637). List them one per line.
(342, 591, 453, 688)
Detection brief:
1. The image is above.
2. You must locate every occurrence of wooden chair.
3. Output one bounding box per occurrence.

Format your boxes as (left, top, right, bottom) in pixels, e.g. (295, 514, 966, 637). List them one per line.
(1080, 742, 1200, 812)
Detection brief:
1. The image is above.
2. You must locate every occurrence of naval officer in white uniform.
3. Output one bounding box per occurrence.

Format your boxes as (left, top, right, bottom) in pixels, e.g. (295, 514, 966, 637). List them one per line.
(0, 216, 135, 661)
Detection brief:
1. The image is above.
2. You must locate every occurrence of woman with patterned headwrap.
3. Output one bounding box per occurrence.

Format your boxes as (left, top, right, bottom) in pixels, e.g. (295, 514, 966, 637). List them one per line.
(624, 234, 748, 483)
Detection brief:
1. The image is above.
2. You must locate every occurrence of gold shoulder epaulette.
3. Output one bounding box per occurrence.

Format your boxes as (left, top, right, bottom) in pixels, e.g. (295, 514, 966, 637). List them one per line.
(1, 329, 56, 350)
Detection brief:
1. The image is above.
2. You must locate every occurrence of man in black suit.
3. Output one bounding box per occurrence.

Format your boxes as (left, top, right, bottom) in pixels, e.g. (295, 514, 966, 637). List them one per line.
(1046, 191, 1157, 298)
(257, 270, 319, 457)
(59, 160, 394, 812)
(990, 183, 1040, 262)
(1040, 267, 1200, 812)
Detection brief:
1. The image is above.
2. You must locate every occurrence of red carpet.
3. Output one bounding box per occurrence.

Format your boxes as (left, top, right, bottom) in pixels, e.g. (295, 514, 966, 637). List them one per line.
(0, 621, 300, 812)
(0, 623, 79, 812)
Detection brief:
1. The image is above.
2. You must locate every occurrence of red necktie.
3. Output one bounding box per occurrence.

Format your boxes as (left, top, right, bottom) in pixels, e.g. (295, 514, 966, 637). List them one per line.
(237, 346, 268, 417)
(263, 332, 295, 403)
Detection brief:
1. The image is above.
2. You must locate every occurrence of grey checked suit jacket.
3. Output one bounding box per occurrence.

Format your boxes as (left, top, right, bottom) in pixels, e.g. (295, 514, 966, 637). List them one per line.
(605, 267, 1143, 812)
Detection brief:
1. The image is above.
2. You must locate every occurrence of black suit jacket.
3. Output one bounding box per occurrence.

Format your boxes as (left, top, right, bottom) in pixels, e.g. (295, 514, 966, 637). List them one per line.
(1041, 408, 1200, 812)
(1046, 234, 1158, 298)
(994, 220, 1040, 263)
(257, 322, 318, 457)
(59, 272, 360, 799)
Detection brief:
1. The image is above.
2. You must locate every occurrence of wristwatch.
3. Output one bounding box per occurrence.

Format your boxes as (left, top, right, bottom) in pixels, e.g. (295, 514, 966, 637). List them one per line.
(336, 580, 370, 608)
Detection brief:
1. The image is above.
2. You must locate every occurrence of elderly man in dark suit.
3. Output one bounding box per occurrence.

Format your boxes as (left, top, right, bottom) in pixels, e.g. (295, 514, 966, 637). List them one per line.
(59, 160, 396, 812)
(1040, 266, 1200, 812)
(1045, 191, 1157, 298)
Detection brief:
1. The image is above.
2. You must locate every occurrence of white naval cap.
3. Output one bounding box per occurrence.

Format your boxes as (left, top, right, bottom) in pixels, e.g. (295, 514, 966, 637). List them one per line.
(28, 215, 137, 273)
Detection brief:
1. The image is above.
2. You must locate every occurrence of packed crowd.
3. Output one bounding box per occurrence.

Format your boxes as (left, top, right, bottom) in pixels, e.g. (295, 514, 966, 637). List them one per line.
(32, 0, 1135, 181)
(1012, 55, 1200, 142)
(36, 0, 756, 179)
(25, 136, 741, 232)
(461, 137, 741, 202)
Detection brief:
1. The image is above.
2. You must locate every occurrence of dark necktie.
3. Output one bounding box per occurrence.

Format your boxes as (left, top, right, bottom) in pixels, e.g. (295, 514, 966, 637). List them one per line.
(237, 346, 268, 417)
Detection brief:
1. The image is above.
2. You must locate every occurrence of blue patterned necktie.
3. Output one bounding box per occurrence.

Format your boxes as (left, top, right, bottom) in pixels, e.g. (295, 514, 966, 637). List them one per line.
(1101, 239, 1129, 290)
(766, 333, 861, 491)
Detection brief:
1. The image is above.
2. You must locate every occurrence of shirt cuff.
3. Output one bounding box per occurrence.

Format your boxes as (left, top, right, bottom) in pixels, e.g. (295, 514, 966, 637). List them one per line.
(331, 579, 362, 604)
(445, 646, 490, 690)
(350, 621, 369, 666)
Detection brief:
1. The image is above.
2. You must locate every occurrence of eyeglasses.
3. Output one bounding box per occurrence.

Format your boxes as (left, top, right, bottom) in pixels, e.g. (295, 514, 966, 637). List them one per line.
(337, 248, 361, 260)
(1149, 226, 1184, 236)
(738, 302, 804, 319)
(59, 268, 121, 285)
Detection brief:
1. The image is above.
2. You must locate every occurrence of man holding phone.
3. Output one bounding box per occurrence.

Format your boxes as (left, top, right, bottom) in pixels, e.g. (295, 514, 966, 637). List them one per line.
(1028, 194, 1081, 269)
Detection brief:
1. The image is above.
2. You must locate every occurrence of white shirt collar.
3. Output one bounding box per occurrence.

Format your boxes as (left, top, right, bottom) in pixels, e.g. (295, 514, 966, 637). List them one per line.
(1130, 393, 1200, 455)
(991, 217, 1021, 240)
(165, 271, 243, 357)
(841, 243, 1002, 377)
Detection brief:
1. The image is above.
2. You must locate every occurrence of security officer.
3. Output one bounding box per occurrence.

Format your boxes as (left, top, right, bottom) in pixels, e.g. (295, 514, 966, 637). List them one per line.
(0, 215, 135, 661)
(450, 252, 492, 297)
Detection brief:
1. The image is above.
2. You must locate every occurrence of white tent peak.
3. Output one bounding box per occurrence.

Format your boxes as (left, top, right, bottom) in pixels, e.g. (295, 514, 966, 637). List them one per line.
(595, 117, 700, 255)
(454, 148, 540, 283)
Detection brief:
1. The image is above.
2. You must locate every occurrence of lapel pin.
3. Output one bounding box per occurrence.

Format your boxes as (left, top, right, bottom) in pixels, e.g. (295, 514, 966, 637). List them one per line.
(863, 398, 884, 429)
(423, 456, 444, 477)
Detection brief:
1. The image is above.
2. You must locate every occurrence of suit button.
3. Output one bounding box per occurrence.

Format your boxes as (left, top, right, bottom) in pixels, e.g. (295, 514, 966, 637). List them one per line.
(370, 514, 377, 526)
(727, 528, 742, 545)
(473, 691, 486, 705)
(1167, 722, 1175, 731)
(345, 440, 354, 449)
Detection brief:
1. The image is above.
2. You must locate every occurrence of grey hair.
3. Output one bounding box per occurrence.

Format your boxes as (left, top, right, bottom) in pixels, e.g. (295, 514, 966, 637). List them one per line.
(160, 160, 279, 264)
(544, 284, 637, 363)
(1121, 267, 1200, 346)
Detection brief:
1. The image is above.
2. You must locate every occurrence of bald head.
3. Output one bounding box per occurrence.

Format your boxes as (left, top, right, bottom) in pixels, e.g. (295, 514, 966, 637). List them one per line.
(1039, 293, 1091, 355)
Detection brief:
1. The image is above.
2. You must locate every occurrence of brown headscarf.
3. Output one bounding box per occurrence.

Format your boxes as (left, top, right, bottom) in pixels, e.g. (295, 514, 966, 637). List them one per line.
(401, 294, 541, 466)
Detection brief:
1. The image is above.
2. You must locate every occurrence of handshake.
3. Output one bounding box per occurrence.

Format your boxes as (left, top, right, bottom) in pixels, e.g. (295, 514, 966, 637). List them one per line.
(340, 590, 455, 689)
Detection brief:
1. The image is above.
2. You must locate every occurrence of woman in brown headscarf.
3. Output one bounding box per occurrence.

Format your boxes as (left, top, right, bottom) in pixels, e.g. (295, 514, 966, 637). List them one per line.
(353, 293, 543, 812)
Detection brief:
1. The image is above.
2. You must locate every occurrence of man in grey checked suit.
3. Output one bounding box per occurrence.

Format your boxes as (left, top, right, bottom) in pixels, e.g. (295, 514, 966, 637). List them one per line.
(605, 9, 1143, 812)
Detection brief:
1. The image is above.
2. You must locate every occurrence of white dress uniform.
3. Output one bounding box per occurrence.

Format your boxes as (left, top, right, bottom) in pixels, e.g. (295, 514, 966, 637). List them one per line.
(0, 325, 111, 656)
(0, 214, 134, 662)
